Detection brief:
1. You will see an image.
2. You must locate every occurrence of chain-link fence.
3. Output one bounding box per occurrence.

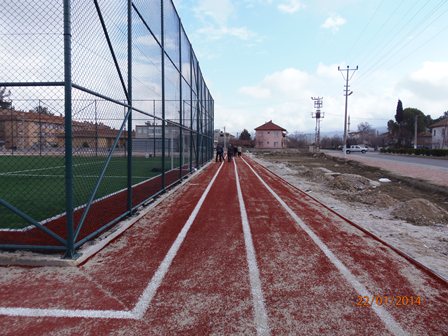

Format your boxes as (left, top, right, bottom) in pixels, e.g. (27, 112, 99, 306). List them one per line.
(0, 0, 214, 258)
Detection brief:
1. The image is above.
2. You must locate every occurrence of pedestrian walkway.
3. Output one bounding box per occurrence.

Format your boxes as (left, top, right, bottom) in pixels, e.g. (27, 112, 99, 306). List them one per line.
(0, 157, 447, 335)
(323, 150, 448, 187)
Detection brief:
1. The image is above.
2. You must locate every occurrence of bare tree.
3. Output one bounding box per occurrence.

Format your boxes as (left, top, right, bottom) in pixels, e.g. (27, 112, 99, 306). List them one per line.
(357, 122, 376, 144)
(320, 135, 343, 149)
(0, 86, 12, 109)
(287, 132, 309, 148)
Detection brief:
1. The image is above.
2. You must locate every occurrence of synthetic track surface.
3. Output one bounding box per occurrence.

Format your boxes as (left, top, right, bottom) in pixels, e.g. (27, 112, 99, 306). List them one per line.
(0, 157, 447, 335)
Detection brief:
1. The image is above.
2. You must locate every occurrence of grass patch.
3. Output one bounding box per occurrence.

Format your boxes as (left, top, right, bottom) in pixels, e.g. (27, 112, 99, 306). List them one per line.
(0, 155, 179, 229)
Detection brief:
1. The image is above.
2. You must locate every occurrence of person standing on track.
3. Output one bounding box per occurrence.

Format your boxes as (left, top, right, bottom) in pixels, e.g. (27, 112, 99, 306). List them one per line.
(227, 143, 233, 162)
(216, 144, 224, 162)
(237, 146, 242, 157)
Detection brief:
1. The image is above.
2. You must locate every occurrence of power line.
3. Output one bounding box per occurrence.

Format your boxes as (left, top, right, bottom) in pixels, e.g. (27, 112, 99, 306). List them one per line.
(350, 1, 406, 65)
(354, 0, 448, 84)
(353, 0, 422, 69)
(356, 1, 448, 84)
(383, 18, 448, 72)
(346, 0, 386, 62)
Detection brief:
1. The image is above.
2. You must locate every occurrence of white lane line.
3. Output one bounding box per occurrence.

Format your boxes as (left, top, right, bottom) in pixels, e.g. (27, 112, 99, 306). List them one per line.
(241, 158, 408, 336)
(132, 161, 224, 319)
(233, 159, 270, 336)
(0, 163, 225, 320)
(0, 307, 135, 320)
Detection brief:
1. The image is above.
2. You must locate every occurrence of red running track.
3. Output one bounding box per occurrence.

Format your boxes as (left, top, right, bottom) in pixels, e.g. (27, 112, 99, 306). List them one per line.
(0, 157, 446, 335)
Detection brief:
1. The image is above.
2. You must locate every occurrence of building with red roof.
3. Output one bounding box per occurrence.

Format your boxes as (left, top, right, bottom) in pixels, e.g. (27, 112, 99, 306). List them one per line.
(254, 120, 287, 149)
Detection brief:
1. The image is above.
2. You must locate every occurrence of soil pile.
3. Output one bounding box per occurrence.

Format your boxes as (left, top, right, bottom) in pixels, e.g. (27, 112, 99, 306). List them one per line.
(392, 198, 448, 226)
(346, 190, 396, 208)
(327, 173, 373, 191)
(300, 168, 328, 182)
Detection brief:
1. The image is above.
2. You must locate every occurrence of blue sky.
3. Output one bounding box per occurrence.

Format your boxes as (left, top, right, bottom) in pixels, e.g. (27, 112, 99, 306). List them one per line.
(173, 0, 448, 136)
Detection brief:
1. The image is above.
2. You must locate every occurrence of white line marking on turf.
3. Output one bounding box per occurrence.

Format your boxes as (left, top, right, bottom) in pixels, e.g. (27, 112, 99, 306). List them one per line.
(0, 174, 148, 179)
(0, 160, 103, 176)
(233, 159, 270, 336)
(0, 163, 225, 320)
(241, 158, 408, 336)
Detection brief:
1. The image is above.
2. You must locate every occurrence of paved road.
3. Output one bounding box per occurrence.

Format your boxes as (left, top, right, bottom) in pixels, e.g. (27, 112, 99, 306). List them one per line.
(355, 152, 447, 169)
(322, 150, 448, 187)
(0, 157, 447, 335)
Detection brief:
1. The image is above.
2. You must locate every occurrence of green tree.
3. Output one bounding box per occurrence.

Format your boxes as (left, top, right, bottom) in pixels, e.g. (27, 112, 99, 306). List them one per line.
(395, 99, 404, 145)
(400, 108, 426, 147)
(395, 99, 403, 124)
(387, 120, 398, 136)
(239, 129, 251, 141)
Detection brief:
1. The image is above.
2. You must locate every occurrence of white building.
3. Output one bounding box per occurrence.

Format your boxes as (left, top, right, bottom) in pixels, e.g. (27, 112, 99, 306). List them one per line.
(430, 118, 448, 149)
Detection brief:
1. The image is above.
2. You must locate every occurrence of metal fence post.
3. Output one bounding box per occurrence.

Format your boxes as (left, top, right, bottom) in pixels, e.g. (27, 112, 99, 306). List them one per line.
(161, 0, 166, 190)
(0, 0, 214, 255)
(189, 48, 193, 173)
(196, 67, 200, 168)
(178, 19, 183, 179)
(63, 0, 75, 259)
(95, 99, 98, 157)
(127, 0, 133, 213)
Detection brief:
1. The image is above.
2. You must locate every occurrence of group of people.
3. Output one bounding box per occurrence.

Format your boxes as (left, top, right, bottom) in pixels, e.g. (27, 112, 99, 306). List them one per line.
(215, 143, 242, 162)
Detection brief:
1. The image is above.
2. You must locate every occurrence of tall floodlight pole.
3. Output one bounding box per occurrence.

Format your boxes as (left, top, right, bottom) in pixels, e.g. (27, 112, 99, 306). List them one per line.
(338, 65, 358, 153)
(311, 96, 324, 152)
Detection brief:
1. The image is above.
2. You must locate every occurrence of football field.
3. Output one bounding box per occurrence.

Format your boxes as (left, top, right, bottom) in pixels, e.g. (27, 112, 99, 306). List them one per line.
(0, 155, 173, 229)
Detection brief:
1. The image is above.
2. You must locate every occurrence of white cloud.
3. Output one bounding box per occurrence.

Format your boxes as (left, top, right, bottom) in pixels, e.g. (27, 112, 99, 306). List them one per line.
(194, 0, 235, 25)
(191, 0, 259, 41)
(321, 15, 346, 33)
(410, 61, 448, 86)
(316, 62, 340, 78)
(220, 64, 418, 135)
(399, 61, 448, 109)
(243, 0, 274, 8)
(239, 68, 312, 102)
(278, 0, 305, 14)
(197, 25, 257, 41)
(239, 86, 271, 99)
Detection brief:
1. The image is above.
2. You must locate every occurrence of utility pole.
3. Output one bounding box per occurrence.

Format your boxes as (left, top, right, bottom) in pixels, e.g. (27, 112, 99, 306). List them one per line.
(414, 115, 418, 149)
(311, 96, 324, 152)
(338, 65, 358, 153)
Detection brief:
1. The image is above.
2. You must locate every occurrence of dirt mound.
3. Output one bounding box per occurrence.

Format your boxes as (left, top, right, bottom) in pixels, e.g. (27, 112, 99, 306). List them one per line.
(346, 190, 396, 208)
(327, 173, 373, 192)
(301, 169, 327, 182)
(392, 198, 448, 226)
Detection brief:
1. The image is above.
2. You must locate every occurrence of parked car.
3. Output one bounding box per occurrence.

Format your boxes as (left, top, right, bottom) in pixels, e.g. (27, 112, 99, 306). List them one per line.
(345, 145, 367, 154)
